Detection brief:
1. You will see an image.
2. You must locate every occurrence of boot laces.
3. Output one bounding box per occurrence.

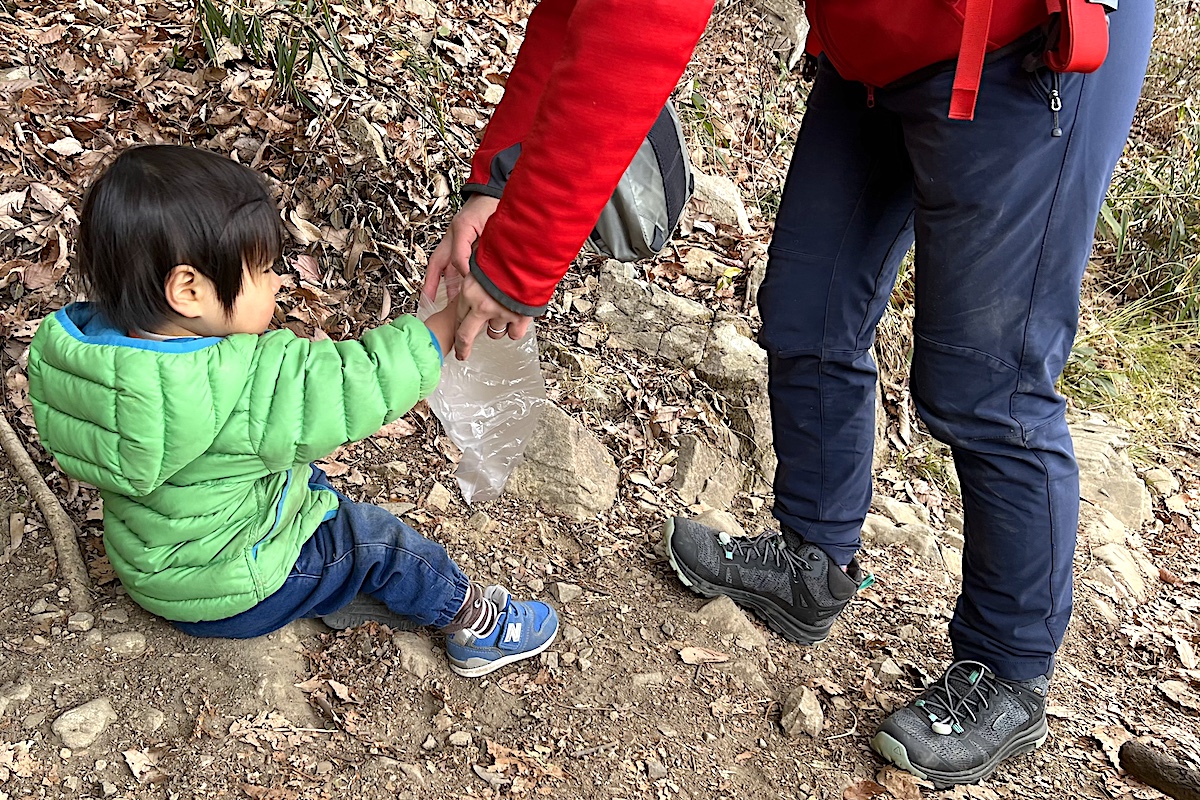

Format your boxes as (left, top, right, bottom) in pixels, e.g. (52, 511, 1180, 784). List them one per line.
(915, 660, 1007, 736)
(716, 531, 815, 572)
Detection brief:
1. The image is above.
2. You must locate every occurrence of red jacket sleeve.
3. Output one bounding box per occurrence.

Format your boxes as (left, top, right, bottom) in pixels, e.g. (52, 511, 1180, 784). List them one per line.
(463, 0, 576, 198)
(470, 0, 715, 315)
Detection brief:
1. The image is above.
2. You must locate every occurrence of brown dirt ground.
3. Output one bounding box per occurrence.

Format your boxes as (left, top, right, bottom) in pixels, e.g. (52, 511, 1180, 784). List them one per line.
(2, 0, 1199, 798)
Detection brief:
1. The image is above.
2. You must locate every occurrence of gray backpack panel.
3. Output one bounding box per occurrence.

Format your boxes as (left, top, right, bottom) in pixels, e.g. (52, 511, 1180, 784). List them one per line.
(587, 102, 694, 261)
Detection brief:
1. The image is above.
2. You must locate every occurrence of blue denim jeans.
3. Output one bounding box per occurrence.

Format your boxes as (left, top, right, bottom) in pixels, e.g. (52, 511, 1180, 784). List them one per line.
(176, 467, 470, 639)
(759, 8, 1154, 680)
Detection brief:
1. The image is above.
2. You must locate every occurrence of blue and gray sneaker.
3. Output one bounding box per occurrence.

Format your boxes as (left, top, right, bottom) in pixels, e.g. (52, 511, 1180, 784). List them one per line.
(446, 585, 559, 678)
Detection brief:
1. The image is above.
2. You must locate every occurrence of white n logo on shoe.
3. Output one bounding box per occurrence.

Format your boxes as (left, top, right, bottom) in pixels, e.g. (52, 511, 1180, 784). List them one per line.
(503, 622, 522, 644)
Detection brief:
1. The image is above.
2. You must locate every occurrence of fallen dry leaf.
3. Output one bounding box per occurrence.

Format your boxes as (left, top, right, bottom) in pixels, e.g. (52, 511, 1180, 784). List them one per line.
(843, 779, 888, 800)
(679, 645, 730, 665)
(292, 253, 323, 285)
(1091, 724, 1131, 771)
(1173, 633, 1198, 670)
(375, 417, 417, 438)
(877, 766, 924, 800)
(47, 136, 83, 156)
(1158, 680, 1200, 711)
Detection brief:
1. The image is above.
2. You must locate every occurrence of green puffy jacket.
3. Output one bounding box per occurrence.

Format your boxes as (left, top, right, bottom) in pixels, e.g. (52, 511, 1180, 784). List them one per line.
(27, 303, 442, 623)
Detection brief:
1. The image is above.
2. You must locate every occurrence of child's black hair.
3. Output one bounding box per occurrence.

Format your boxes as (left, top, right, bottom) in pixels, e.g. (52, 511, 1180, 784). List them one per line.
(76, 145, 283, 334)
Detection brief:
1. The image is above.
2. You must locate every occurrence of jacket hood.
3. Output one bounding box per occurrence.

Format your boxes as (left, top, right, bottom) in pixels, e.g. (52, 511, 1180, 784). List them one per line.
(28, 304, 254, 497)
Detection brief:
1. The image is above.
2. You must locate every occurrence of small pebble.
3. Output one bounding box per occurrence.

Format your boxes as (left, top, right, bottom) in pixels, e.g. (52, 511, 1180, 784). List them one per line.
(30, 599, 50, 615)
(316, 761, 333, 774)
(421, 734, 438, 751)
(646, 759, 668, 780)
(660, 621, 676, 637)
(99, 608, 128, 624)
(67, 613, 94, 633)
(106, 632, 147, 657)
(561, 624, 584, 645)
(548, 582, 583, 604)
(448, 731, 472, 747)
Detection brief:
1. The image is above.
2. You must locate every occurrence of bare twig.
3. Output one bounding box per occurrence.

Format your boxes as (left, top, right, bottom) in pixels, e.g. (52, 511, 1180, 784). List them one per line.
(0, 409, 92, 612)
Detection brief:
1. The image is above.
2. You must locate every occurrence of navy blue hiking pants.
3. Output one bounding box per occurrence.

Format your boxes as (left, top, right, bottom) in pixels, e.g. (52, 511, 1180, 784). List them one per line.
(759, 7, 1153, 680)
(176, 467, 470, 639)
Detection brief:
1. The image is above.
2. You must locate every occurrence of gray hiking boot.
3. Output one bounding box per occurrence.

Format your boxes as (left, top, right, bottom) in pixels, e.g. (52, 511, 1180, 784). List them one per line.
(870, 660, 1049, 789)
(321, 595, 418, 631)
(663, 516, 872, 644)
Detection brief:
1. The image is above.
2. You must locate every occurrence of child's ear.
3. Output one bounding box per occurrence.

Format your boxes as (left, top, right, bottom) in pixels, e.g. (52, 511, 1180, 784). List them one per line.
(163, 264, 210, 319)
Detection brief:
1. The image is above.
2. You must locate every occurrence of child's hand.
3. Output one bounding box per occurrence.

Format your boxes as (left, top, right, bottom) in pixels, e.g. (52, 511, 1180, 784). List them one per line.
(424, 304, 458, 359)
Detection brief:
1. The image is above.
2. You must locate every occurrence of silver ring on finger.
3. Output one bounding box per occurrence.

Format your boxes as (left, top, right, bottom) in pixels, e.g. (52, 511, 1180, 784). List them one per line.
(487, 323, 509, 335)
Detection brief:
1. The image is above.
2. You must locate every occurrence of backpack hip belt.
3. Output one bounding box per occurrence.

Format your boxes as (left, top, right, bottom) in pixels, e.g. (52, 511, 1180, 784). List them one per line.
(951, 0, 1115, 120)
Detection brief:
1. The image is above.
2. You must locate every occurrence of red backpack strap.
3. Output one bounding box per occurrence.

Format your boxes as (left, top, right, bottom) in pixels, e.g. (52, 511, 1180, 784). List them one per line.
(1044, 0, 1111, 73)
(948, 0, 994, 121)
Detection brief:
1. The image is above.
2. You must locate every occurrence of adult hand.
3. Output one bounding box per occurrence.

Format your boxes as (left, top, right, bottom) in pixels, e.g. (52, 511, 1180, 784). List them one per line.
(423, 194, 501, 302)
(453, 273, 533, 361)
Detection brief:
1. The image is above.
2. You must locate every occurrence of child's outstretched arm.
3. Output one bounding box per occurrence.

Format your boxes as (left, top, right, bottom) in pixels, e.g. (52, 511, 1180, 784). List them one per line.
(247, 314, 449, 471)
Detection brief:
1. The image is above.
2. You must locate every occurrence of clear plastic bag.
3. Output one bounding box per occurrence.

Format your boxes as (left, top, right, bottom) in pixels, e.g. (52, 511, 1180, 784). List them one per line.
(418, 280, 547, 503)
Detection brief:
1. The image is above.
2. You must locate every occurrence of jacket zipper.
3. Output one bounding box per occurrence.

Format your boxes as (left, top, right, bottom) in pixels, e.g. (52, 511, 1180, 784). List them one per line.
(1048, 71, 1063, 138)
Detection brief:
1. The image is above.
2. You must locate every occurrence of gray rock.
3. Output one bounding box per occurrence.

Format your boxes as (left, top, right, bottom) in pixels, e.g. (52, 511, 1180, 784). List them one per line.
(756, 0, 810, 69)
(874, 657, 903, 685)
(404, 0, 436, 18)
(940, 528, 965, 550)
(874, 497, 925, 528)
(1081, 507, 1126, 548)
(694, 509, 747, 539)
(683, 247, 725, 282)
(1071, 422, 1152, 530)
(345, 115, 387, 162)
(946, 512, 965, 534)
(780, 686, 823, 738)
(468, 511, 497, 534)
(1093, 544, 1149, 602)
(67, 613, 94, 633)
(106, 632, 146, 658)
(1081, 564, 1121, 595)
(132, 708, 165, 735)
(861, 516, 941, 563)
(646, 758, 669, 780)
(392, 632, 441, 679)
(561, 624, 585, 645)
(727, 387, 776, 488)
(548, 582, 583, 604)
(672, 435, 744, 509)
(398, 762, 425, 787)
(715, 659, 774, 697)
(632, 672, 665, 687)
(1144, 467, 1180, 497)
(52, 698, 116, 749)
(596, 261, 713, 367)
(99, 607, 128, 624)
(940, 544, 963, 579)
(1088, 595, 1122, 628)
(696, 321, 768, 390)
(30, 598, 49, 614)
(691, 171, 753, 234)
(448, 731, 472, 747)
(505, 403, 618, 520)
(0, 678, 32, 718)
(694, 595, 767, 651)
(424, 481, 452, 513)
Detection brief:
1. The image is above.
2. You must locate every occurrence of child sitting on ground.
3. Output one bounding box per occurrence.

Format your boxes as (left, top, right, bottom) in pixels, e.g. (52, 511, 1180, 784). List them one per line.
(27, 145, 556, 678)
